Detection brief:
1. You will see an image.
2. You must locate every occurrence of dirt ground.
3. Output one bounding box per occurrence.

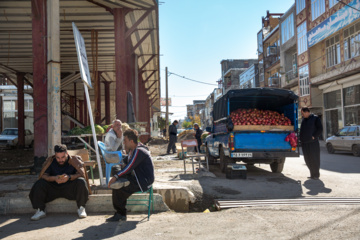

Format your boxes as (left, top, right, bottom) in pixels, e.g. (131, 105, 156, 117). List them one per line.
(0, 148, 34, 169)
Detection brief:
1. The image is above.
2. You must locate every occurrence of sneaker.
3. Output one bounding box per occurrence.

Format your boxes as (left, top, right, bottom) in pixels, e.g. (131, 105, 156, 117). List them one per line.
(106, 212, 127, 222)
(110, 178, 130, 189)
(31, 209, 46, 221)
(77, 206, 87, 218)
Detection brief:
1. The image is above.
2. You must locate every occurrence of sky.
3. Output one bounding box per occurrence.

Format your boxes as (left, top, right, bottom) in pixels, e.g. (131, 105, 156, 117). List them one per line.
(158, 0, 295, 122)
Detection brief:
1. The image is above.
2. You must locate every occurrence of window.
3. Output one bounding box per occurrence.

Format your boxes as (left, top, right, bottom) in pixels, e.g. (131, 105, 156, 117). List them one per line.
(299, 64, 310, 96)
(329, 0, 337, 8)
(326, 34, 341, 68)
(344, 22, 360, 61)
(311, 0, 325, 20)
(257, 31, 263, 55)
(296, 0, 306, 14)
(281, 14, 294, 44)
(297, 22, 308, 54)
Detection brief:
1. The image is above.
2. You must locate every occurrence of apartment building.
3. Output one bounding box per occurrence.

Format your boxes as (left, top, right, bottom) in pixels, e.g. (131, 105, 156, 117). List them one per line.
(298, 0, 360, 137)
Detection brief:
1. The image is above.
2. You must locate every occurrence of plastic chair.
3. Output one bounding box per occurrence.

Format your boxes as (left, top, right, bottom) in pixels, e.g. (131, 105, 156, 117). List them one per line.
(127, 186, 154, 220)
(97, 141, 122, 185)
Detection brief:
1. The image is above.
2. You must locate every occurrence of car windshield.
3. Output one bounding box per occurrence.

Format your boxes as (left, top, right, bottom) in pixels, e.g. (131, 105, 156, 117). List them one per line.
(1, 129, 18, 135)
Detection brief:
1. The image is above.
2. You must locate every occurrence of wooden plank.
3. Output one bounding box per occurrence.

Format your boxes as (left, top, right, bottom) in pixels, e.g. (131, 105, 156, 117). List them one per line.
(233, 125, 294, 131)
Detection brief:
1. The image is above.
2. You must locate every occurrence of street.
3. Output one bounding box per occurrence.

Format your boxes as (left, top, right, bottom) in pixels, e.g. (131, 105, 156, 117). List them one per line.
(1, 144, 360, 240)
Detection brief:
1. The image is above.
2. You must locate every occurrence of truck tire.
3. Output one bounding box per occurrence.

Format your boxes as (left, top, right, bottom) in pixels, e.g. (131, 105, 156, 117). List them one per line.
(270, 158, 285, 173)
(219, 147, 229, 173)
(206, 146, 216, 165)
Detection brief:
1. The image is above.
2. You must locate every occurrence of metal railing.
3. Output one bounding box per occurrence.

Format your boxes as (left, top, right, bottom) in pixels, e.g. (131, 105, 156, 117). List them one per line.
(285, 69, 298, 82)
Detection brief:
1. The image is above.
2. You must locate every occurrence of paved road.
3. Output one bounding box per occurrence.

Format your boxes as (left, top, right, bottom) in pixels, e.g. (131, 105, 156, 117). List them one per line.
(1, 144, 360, 240)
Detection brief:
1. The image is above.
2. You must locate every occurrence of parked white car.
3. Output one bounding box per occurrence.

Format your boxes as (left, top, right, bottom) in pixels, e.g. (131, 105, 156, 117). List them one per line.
(0, 128, 34, 148)
(326, 125, 360, 156)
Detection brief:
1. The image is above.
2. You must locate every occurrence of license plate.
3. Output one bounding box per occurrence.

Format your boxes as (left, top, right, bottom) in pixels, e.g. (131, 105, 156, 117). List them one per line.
(231, 152, 253, 158)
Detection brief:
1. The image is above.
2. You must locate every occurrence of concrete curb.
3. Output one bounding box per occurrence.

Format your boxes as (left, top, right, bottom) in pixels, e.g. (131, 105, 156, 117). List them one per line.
(0, 193, 169, 215)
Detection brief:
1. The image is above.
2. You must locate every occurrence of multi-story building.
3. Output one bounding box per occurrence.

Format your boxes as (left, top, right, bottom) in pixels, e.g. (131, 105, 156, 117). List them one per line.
(220, 59, 258, 93)
(193, 100, 205, 116)
(258, 12, 283, 88)
(239, 64, 260, 88)
(279, 4, 299, 94)
(297, 0, 360, 138)
(186, 104, 194, 120)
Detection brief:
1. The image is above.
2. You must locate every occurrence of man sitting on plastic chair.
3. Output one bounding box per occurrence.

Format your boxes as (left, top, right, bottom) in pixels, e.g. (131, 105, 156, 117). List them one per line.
(104, 119, 124, 162)
(106, 128, 154, 222)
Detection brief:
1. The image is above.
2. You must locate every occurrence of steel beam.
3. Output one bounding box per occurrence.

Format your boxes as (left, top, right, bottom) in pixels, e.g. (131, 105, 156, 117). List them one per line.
(32, 0, 48, 161)
(17, 72, 25, 149)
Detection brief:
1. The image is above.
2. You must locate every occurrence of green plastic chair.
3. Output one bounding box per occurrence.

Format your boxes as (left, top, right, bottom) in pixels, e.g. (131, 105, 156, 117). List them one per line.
(127, 186, 154, 220)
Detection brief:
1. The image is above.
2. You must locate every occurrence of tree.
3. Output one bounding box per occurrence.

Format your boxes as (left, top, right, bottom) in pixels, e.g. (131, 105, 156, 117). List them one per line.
(182, 120, 192, 129)
(158, 116, 169, 131)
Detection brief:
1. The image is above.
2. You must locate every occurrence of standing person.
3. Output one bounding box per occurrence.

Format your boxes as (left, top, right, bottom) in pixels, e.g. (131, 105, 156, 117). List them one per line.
(300, 107, 323, 180)
(104, 119, 123, 163)
(106, 129, 155, 222)
(167, 120, 178, 154)
(29, 144, 89, 220)
(194, 123, 203, 152)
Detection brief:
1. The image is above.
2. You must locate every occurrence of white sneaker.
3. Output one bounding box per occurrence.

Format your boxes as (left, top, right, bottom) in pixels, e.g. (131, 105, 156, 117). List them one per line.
(110, 178, 130, 189)
(31, 209, 46, 221)
(77, 206, 87, 218)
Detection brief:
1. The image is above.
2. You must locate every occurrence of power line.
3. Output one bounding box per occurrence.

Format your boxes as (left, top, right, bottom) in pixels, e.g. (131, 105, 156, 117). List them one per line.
(162, 69, 218, 86)
(336, 0, 360, 12)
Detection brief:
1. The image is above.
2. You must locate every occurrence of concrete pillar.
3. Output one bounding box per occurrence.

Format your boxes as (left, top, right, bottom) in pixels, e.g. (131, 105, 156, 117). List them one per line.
(104, 82, 111, 124)
(16, 72, 25, 149)
(114, 8, 128, 122)
(47, 0, 61, 155)
(32, 0, 48, 168)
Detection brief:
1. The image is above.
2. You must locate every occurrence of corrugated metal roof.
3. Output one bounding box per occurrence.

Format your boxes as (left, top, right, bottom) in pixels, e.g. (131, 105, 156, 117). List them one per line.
(0, 0, 160, 109)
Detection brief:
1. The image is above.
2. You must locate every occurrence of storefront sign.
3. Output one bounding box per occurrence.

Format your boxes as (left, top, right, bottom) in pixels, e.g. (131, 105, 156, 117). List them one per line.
(308, 0, 360, 48)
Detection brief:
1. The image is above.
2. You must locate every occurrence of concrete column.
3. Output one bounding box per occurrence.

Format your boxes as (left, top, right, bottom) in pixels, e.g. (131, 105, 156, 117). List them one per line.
(104, 81, 111, 124)
(114, 8, 128, 122)
(47, 0, 61, 155)
(16, 72, 25, 149)
(32, 0, 48, 166)
(135, 55, 139, 119)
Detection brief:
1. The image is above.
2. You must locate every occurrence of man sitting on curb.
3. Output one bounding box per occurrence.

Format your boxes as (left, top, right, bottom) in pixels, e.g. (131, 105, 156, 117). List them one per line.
(29, 144, 89, 221)
(106, 129, 155, 222)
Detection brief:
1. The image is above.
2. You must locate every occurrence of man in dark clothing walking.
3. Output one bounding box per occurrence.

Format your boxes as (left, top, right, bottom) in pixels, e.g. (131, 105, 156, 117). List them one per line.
(300, 107, 323, 180)
(167, 120, 178, 154)
(194, 123, 203, 152)
(106, 129, 154, 222)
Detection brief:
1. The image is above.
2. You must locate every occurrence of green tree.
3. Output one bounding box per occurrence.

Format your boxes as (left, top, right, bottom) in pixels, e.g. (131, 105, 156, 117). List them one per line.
(158, 116, 169, 130)
(182, 120, 192, 129)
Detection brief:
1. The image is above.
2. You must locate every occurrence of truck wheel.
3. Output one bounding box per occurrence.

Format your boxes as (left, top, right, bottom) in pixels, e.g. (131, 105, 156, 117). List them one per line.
(219, 147, 229, 173)
(326, 143, 335, 154)
(206, 146, 215, 165)
(352, 145, 360, 157)
(270, 158, 285, 173)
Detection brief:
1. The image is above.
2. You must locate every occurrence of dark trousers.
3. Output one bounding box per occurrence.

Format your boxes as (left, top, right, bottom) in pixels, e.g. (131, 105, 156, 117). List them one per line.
(302, 141, 320, 178)
(167, 135, 177, 154)
(111, 166, 141, 217)
(29, 178, 89, 211)
(194, 138, 202, 152)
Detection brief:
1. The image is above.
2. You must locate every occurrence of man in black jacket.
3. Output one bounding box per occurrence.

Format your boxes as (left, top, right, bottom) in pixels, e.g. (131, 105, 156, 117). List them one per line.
(194, 123, 203, 152)
(106, 129, 154, 222)
(300, 107, 323, 180)
(167, 120, 178, 154)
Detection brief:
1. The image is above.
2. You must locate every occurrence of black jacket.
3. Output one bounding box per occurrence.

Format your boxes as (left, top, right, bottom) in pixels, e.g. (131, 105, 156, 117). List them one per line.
(169, 124, 177, 140)
(300, 114, 323, 144)
(195, 128, 203, 140)
(115, 144, 154, 192)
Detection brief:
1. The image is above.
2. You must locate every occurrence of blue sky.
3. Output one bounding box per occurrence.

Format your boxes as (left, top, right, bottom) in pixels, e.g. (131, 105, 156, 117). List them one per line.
(159, 0, 295, 122)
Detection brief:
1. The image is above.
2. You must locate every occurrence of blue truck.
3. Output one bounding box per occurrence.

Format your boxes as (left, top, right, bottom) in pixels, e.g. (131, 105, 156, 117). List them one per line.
(205, 88, 299, 173)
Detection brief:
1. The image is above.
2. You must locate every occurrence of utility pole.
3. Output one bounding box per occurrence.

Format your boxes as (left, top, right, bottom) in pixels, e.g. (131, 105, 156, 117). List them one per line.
(165, 67, 169, 138)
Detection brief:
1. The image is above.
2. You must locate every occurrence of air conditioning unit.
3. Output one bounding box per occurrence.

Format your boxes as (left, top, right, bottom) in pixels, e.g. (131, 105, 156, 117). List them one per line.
(267, 46, 277, 56)
(268, 77, 279, 87)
